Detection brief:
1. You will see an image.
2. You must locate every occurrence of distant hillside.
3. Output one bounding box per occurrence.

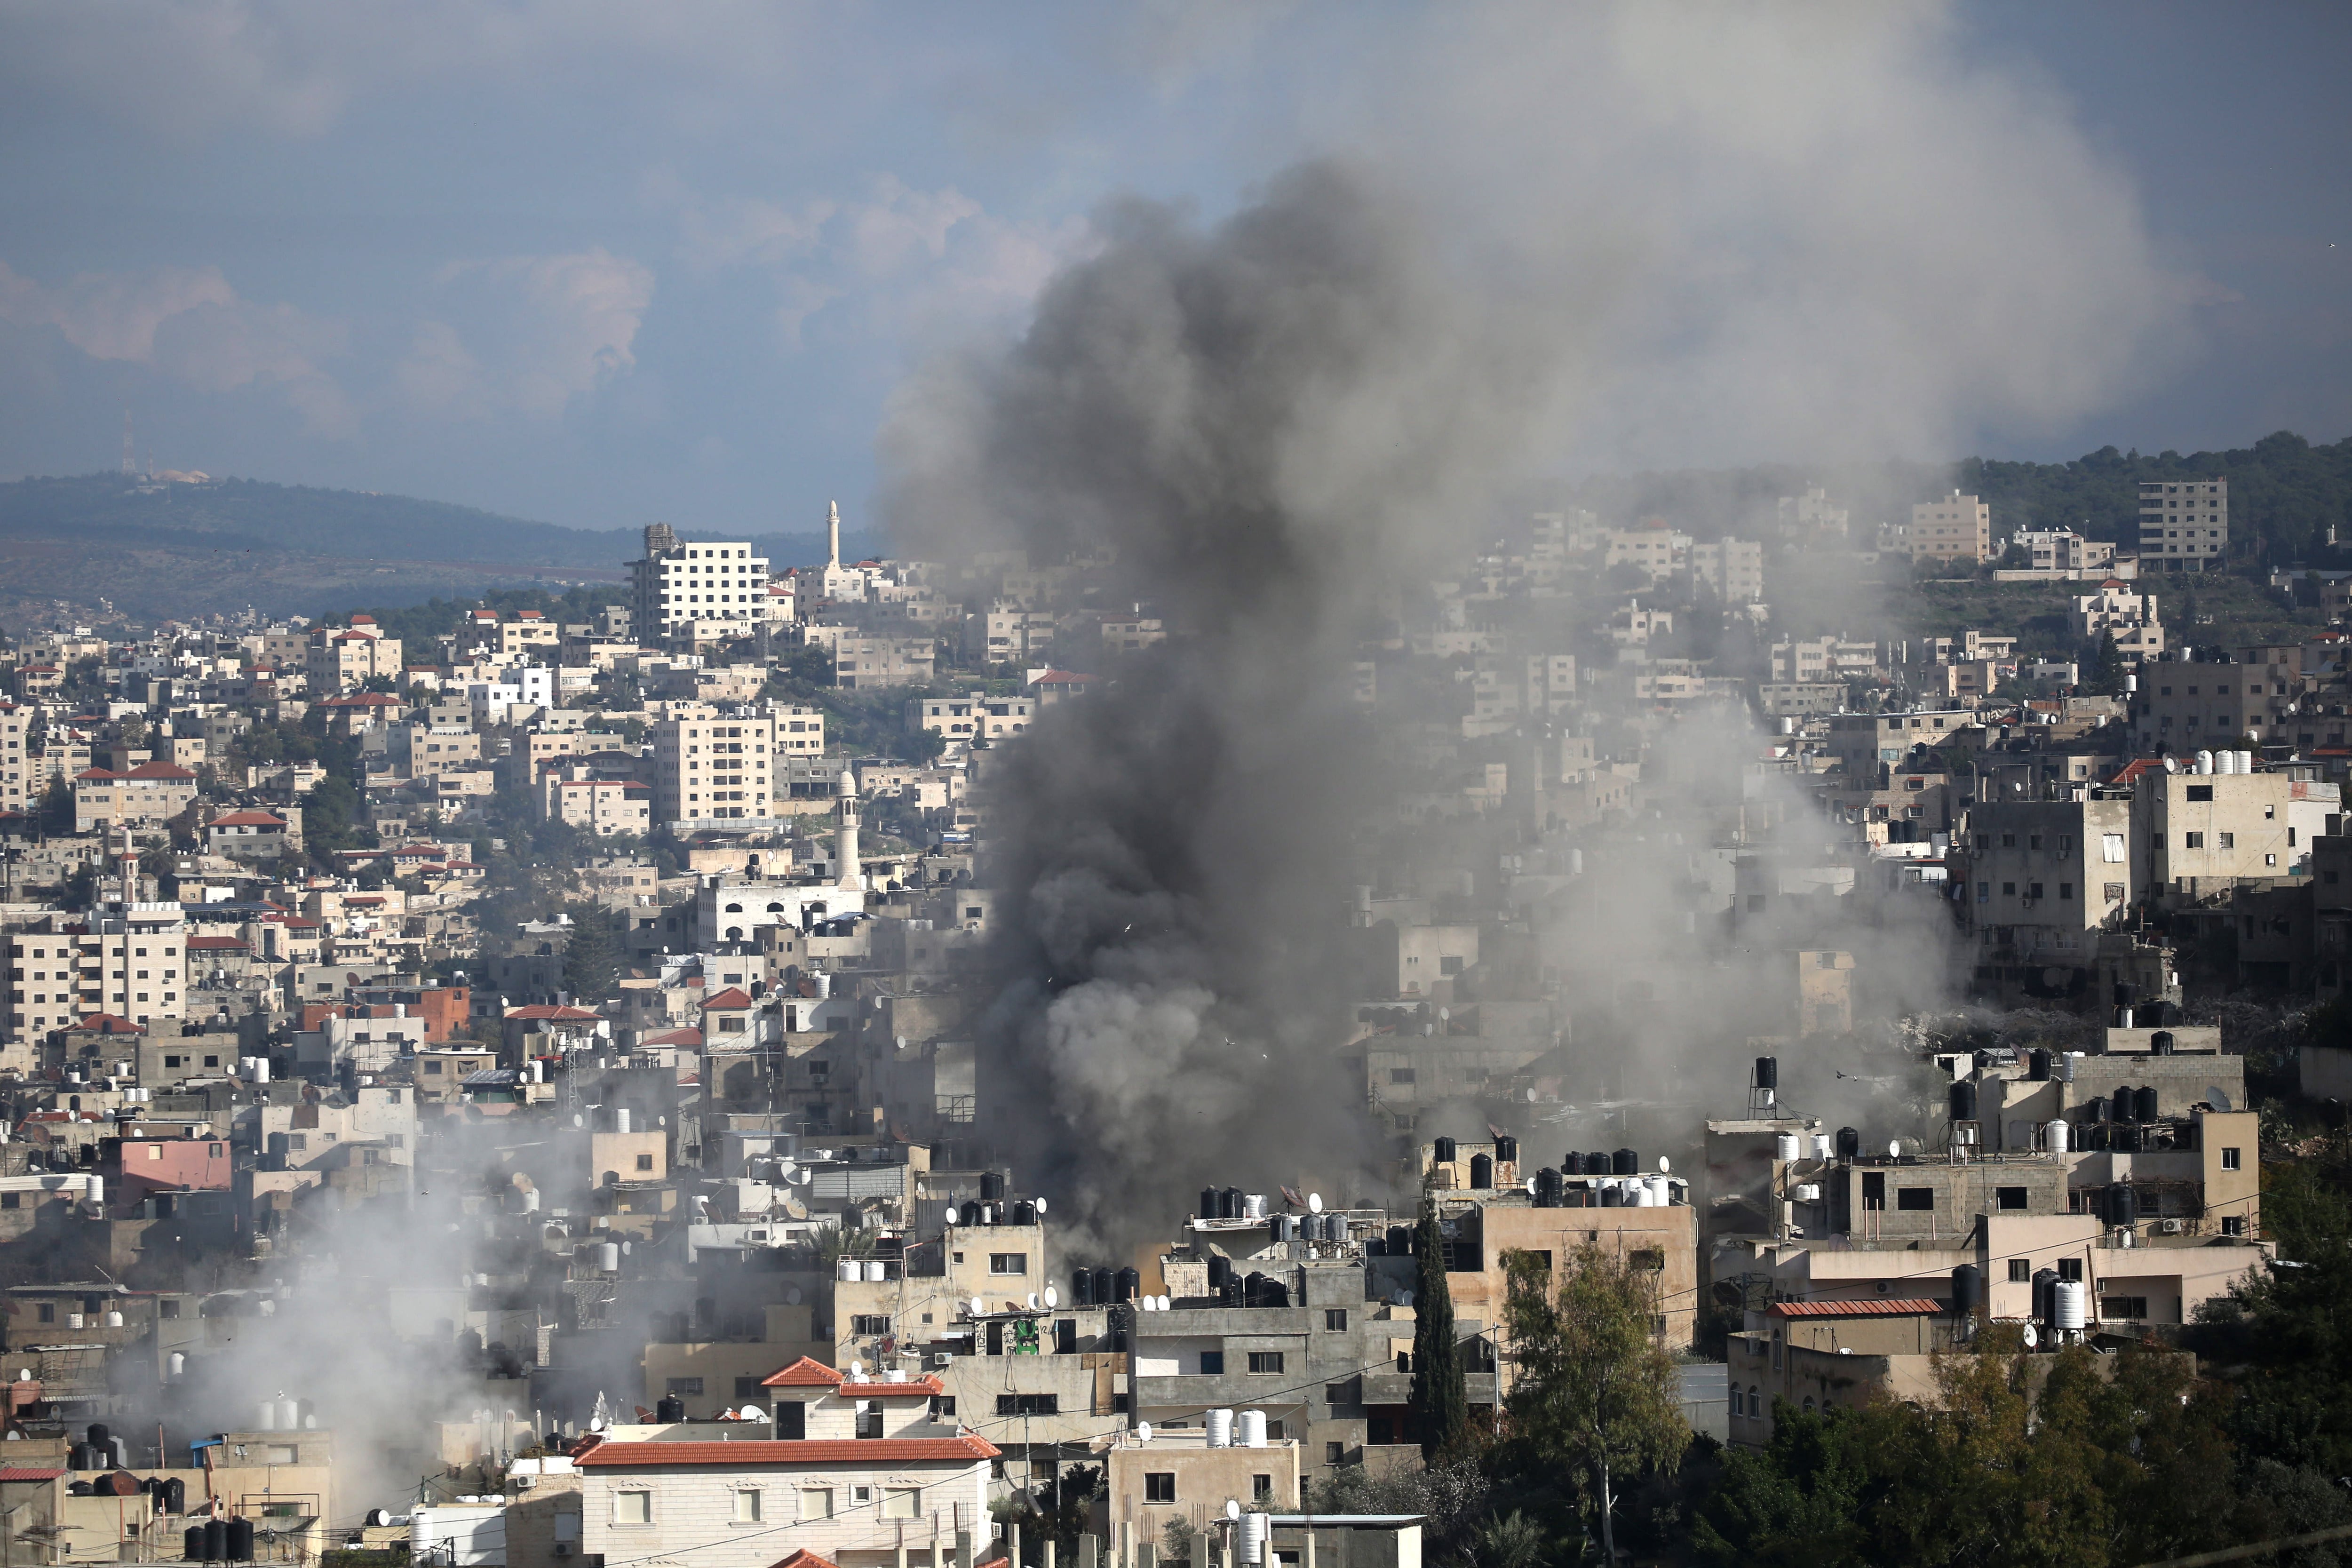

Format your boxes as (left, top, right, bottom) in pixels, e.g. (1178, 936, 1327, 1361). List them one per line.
(0, 472, 879, 624)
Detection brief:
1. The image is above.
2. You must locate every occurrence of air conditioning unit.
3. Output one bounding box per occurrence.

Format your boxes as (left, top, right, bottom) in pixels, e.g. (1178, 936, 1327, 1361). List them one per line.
(2158, 1218, 2185, 1235)
(931, 1352, 955, 1368)
(513, 1476, 534, 1490)
(553, 1545, 572, 1559)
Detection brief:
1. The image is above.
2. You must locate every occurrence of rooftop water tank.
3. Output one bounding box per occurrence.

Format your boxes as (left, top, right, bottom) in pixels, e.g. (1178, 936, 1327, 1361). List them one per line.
(1469, 1154, 1494, 1189)
(1433, 1137, 1457, 1164)
(2052, 1279, 2088, 1332)
(1238, 1409, 1267, 1448)
(1774, 1132, 1800, 1163)
(1205, 1408, 1234, 1449)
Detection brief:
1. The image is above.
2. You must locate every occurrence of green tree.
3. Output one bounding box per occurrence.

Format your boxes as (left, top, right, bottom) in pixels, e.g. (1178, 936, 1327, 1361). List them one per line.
(561, 907, 621, 1003)
(1499, 1245, 1689, 1564)
(1410, 1194, 1470, 1463)
(2085, 631, 2123, 696)
(1691, 1401, 1883, 1568)
(37, 776, 72, 835)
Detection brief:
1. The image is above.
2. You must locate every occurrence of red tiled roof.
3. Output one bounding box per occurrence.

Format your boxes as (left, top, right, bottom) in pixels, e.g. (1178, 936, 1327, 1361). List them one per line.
(578, 1437, 998, 1468)
(209, 811, 289, 827)
(127, 761, 197, 780)
(1767, 1299, 1944, 1318)
(702, 987, 755, 1010)
(2109, 758, 2169, 787)
(643, 1028, 704, 1048)
(0, 1468, 66, 1482)
(66, 1014, 139, 1035)
(771, 1551, 841, 1568)
(760, 1357, 841, 1388)
(505, 1005, 601, 1021)
(186, 937, 247, 951)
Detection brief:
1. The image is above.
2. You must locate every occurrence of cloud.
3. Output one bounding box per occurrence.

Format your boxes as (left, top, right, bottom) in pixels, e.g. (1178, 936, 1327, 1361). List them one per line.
(0, 257, 352, 433)
(673, 175, 1094, 349)
(396, 247, 655, 419)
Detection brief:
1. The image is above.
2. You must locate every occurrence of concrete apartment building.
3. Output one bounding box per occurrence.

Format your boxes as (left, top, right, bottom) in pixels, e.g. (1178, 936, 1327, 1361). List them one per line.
(1909, 491, 1992, 565)
(1960, 795, 2136, 970)
(2017, 529, 2116, 575)
(72, 760, 198, 831)
(654, 713, 776, 827)
(2128, 654, 2296, 752)
(2135, 767, 2295, 902)
(2, 901, 190, 1042)
(1604, 524, 1690, 581)
(304, 619, 404, 693)
(2139, 477, 2227, 572)
(2076, 581, 2164, 661)
(832, 636, 937, 689)
(630, 524, 777, 644)
(1688, 537, 1765, 603)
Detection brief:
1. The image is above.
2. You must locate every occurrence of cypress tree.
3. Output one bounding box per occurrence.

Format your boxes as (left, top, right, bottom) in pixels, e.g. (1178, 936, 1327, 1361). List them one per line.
(1410, 1192, 1469, 1461)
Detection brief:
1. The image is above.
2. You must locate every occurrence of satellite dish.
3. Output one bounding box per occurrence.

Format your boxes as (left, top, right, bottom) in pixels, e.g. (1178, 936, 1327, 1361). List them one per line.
(1136, 1422, 1153, 1443)
(970, 1296, 985, 1317)
(896, 1035, 907, 1050)
(1306, 1193, 1323, 1214)
(1888, 1140, 1902, 1159)
(2207, 1086, 2233, 1113)
(784, 1286, 803, 1306)
(849, 1361, 864, 1377)
(1043, 1286, 1058, 1309)
(1034, 1196, 1048, 1214)
(1026, 1293, 1041, 1310)
(945, 1206, 959, 1226)
(776, 1159, 798, 1180)
(1225, 1501, 1241, 1522)
(1156, 1295, 1170, 1311)
(1657, 1155, 1671, 1174)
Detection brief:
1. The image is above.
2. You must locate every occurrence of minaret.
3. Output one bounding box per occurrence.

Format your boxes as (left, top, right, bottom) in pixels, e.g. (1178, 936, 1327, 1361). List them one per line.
(827, 501, 841, 570)
(834, 767, 862, 891)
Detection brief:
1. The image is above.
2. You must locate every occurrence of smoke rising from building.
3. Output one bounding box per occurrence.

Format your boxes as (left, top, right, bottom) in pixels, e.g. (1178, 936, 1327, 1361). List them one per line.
(881, 5, 2180, 1252)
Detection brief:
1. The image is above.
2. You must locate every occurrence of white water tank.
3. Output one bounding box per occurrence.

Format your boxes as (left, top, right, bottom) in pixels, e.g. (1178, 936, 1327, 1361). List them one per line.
(2238, 749, 2256, 774)
(1238, 1409, 1267, 1448)
(85, 1176, 103, 1210)
(257, 1400, 278, 1431)
(599, 1242, 622, 1274)
(614, 1108, 631, 1134)
(523, 1190, 540, 1212)
(1205, 1408, 1234, 1448)
(65, 1314, 82, 1330)
(168, 1352, 185, 1379)
(1243, 1194, 1267, 1220)
(838, 1258, 861, 1282)
(104, 1311, 123, 1328)
(279, 1397, 300, 1430)
(1793, 1184, 1821, 1202)
(1811, 1133, 1832, 1162)
(252, 1059, 269, 1084)
(1774, 1132, 1800, 1163)
(863, 1259, 887, 1283)
(1239, 1512, 1270, 1566)
(2045, 1120, 2071, 1154)
(2052, 1279, 2088, 1331)
(1647, 1175, 1670, 1205)
(2195, 749, 2214, 775)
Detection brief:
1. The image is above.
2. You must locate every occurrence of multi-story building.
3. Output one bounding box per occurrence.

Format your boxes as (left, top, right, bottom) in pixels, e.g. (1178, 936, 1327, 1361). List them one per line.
(831, 637, 936, 690)
(303, 619, 404, 693)
(630, 524, 778, 645)
(2077, 581, 2164, 661)
(2138, 477, 2227, 573)
(1956, 795, 2135, 978)
(2, 900, 191, 1043)
(1688, 538, 1764, 604)
(2016, 530, 2116, 575)
(2134, 766, 2296, 902)
(1602, 524, 1690, 582)
(0, 703, 30, 814)
(2128, 654, 2296, 753)
(1909, 491, 1991, 565)
(542, 776, 652, 836)
(774, 705, 826, 756)
(653, 712, 776, 827)
(72, 761, 198, 832)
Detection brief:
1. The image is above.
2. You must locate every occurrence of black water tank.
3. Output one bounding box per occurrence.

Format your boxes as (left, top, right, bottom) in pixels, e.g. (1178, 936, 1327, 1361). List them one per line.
(2027, 1049, 2052, 1082)
(1433, 1137, 1457, 1164)
(161, 1478, 184, 1515)
(979, 1171, 1006, 1202)
(1207, 1255, 1232, 1292)
(2114, 980, 2136, 1007)
(961, 1200, 982, 1227)
(2150, 1030, 2176, 1056)
(1469, 1153, 1494, 1189)
(1835, 1127, 1860, 1160)
(87, 1423, 109, 1451)
(2116, 1123, 2144, 1153)
(1600, 1184, 1624, 1207)
(1388, 1225, 1413, 1256)
(1563, 1151, 1588, 1175)
(2084, 1093, 2109, 1123)
(1585, 1151, 1611, 1176)
(1243, 1272, 1266, 1307)
(1951, 1263, 1983, 1316)
(2032, 1267, 2059, 1325)
(204, 1518, 228, 1562)
(66, 1444, 97, 1471)
(2108, 1185, 2139, 1227)
(227, 1518, 254, 1561)
(2135, 1085, 2161, 1122)
(655, 1396, 685, 1423)
(1494, 1135, 1518, 1163)
(1535, 1168, 1565, 1207)
(1055, 1318, 1078, 1354)
(1200, 1187, 1219, 1222)
(1012, 1201, 1038, 1226)
(1755, 1055, 1779, 1090)
(185, 1527, 207, 1562)
(1265, 1278, 1291, 1308)
(1950, 1081, 1979, 1121)
(1611, 1148, 1639, 1175)
(1092, 1266, 1114, 1304)
(1221, 1278, 1244, 1308)
(1072, 1268, 1096, 1307)
(1223, 1186, 1245, 1219)
(1114, 1267, 1139, 1303)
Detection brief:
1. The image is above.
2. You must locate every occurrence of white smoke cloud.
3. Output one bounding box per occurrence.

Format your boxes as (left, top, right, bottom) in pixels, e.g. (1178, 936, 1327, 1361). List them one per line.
(395, 247, 655, 420)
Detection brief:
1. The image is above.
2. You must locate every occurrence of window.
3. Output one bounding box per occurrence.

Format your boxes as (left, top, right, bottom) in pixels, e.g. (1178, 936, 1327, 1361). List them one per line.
(614, 1491, 652, 1525)
(666, 1378, 703, 1396)
(852, 1315, 891, 1336)
(1388, 1067, 1416, 1084)
(2222, 1216, 2247, 1237)
(1141, 1472, 1180, 1504)
(2220, 1147, 2241, 1171)
(734, 1491, 763, 1523)
(2058, 1259, 2083, 1283)
(2185, 832, 2205, 849)
(2218, 832, 2234, 851)
(2002, 882, 2017, 896)
(2058, 883, 2074, 901)
(996, 1394, 1059, 1416)
(1896, 1187, 1935, 1211)
(36, 1303, 52, 1322)
(2008, 1259, 2031, 1282)
(800, 1489, 833, 1520)
(883, 1488, 921, 1520)
(160, 1300, 179, 1319)
(1324, 1383, 1353, 1405)
(1327, 1441, 1346, 1465)
(1253, 1475, 1273, 1502)
(1199, 1351, 1225, 1375)
(1248, 1352, 1285, 1375)
(1996, 1187, 2028, 1211)
(989, 1253, 1027, 1274)
(1325, 1309, 1348, 1331)
(2105, 883, 2126, 904)
(2101, 1296, 2149, 1321)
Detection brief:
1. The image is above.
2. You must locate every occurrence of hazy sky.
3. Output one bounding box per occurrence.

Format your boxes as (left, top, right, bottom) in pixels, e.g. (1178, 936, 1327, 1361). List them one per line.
(0, 1, 2344, 535)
